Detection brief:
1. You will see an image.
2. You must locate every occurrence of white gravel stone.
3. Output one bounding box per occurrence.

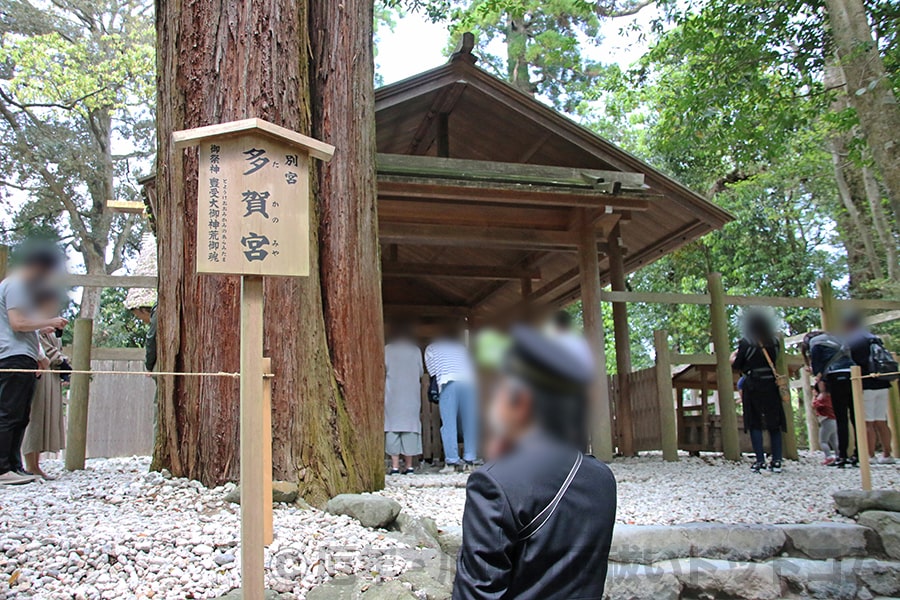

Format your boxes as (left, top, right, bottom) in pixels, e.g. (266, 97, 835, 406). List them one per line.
(0, 457, 410, 599)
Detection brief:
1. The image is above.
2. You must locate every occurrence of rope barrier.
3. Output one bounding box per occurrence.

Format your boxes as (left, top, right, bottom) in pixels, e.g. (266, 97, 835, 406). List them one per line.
(850, 371, 900, 380)
(0, 368, 276, 379)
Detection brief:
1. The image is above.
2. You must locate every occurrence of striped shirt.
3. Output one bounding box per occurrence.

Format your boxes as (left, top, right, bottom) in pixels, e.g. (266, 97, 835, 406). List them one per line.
(425, 339, 475, 389)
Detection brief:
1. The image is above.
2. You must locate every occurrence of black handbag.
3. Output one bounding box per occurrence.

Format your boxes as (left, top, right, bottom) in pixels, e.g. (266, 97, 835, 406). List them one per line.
(428, 375, 441, 404)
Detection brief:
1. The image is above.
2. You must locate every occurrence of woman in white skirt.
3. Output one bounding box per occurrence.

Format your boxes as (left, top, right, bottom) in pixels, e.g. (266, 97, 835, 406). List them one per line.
(22, 292, 69, 479)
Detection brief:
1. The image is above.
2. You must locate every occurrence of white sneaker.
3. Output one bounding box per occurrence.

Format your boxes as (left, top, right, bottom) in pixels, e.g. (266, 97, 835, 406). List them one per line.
(439, 464, 459, 475)
(877, 456, 896, 465)
(0, 471, 37, 485)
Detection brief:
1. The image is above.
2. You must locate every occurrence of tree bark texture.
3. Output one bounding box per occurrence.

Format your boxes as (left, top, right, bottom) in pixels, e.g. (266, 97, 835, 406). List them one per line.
(825, 0, 900, 224)
(154, 0, 384, 503)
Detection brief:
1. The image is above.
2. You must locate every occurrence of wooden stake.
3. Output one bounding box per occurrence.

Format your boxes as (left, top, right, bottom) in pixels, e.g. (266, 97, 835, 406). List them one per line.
(707, 273, 741, 461)
(776, 335, 798, 460)
(577, 208, 613, 461)
(654, 330, 679, 461)
(65, 318, 94, 471)
(240, 276, 266, 600)
(263, 357, 273, 547)
(850, 366, 871, 491)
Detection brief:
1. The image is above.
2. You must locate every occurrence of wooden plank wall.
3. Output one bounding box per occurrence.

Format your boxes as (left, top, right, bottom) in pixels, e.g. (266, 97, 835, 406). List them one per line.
(610, 367, 663, 452)
(83, 359, 156, 458)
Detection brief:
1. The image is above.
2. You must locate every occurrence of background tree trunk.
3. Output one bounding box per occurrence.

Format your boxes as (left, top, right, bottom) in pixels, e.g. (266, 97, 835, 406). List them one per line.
(153, 0, 383, 503)
(824, 0, 900, 223)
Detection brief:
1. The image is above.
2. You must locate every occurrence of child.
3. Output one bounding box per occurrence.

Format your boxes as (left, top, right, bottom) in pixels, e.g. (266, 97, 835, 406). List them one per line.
(813, 389, 838, 466)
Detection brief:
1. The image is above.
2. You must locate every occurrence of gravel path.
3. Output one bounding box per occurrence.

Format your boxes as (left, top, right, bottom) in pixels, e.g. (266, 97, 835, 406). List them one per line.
(383, 451, 900, 529)
(1, 452, 897, 599)
(0, 458, 407, 600)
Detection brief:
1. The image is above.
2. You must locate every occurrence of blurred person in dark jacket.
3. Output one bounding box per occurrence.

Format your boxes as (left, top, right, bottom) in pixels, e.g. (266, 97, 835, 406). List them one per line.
(453, 326, 616, 600)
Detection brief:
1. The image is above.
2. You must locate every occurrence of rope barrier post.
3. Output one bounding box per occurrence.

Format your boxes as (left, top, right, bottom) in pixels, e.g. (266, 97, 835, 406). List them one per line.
(776, 334, 798, 460)
(850, 366, 872, 491)
(708, 272, 741, 461)
(65, 318, 94, 471)
(240, 275, 266, 600)
(262, 356, 273, 547)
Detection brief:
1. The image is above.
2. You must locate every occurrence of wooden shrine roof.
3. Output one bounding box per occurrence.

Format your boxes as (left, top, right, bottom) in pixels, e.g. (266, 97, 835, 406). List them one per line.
(375, 44, 733, 323)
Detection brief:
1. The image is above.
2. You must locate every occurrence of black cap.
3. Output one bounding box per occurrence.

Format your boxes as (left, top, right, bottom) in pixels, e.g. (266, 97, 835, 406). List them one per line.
(504, 325, 593, 393)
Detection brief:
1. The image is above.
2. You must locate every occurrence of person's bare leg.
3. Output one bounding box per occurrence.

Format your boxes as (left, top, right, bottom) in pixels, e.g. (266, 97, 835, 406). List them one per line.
(403, 454, 416, 472)
(874, 421, 893, 457)
(390, 455, 400, 470)
(866, 422, 878, 457)
(24, 452, 45, 478)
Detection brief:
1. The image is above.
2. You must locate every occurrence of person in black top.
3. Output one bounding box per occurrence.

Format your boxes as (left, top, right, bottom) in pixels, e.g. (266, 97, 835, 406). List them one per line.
(731, 310, 786, 473)
(453, 326, 616, 600)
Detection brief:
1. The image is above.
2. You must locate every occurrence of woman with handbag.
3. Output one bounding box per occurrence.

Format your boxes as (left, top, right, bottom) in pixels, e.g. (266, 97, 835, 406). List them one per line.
(731, 310, 786, 473)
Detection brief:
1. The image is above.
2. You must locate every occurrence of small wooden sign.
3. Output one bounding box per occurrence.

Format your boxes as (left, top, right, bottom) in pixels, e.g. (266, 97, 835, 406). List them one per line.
(173, 118, 335, 277)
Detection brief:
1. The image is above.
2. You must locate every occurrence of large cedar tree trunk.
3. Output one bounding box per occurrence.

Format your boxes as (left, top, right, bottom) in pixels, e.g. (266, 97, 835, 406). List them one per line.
(153, 0, 384, 503)
(824, 0, 900, 224)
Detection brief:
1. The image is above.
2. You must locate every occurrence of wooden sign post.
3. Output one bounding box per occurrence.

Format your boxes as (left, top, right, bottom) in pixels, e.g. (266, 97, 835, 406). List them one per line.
(173, 119, 334, 600)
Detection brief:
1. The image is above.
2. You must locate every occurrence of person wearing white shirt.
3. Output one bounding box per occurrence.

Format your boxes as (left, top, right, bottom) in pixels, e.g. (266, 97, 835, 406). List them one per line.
(425, 324, 478, 473)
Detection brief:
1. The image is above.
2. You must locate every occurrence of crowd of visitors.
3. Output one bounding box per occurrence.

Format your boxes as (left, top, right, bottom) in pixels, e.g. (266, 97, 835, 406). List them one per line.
(730, 307, 897, 475)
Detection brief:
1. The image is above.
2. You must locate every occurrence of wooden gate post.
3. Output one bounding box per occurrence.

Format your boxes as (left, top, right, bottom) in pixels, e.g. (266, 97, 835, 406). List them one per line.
(653, 330, 678, 461)
(817, 278, 837, 332)
(776, 335, 798, 460)
(850, 366, 872, 490)
(707, 273, 741, 461)
(65, 318, 94, 471)
(0, 244, 8, 280)
(801, 368, 820, 452)
(608, 224, 635, 456)
(577, 208, 613, 461)
(240, 275, 266, 600)
(888, 381, 900, 460)
(262, 357, 273, 547)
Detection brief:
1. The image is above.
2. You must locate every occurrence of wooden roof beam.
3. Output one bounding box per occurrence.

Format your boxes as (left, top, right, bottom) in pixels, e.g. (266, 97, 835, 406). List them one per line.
(378, 177, 651, 211)
(380, 222, 605, 251)
(384, 304, 471, 318)
(382, 262, 541, 281)
(407, 81, 468, 155)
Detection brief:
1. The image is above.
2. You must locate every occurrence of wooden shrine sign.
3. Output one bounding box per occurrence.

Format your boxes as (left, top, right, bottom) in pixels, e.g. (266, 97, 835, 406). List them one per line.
(172, 119, 334, 600)
(173, 118, 335, 276)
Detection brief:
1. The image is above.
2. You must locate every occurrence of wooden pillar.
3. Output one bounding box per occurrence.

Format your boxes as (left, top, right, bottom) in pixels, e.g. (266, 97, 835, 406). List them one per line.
(653, 330, 678, 461)
(817, 278, 837, 332)
(437, 113, 450, 158)
(577, 208, 613, 461)
(65, 318, 94, 471)
(707, 272, 741, 461)
(801, 368, 820, 452)
(0, 244, 8, 280)
(850, 366, 872, 490)
(608, 225, 635, 456)
(240, 276, 266, 600)
(700, 372, 710, 450)
(776, 335, 798, 460)
(889, 381, 900, 459)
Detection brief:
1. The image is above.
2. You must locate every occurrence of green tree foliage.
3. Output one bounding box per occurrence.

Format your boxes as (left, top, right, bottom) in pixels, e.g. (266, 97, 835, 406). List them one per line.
(92, 287, 148, 348)
(0, 0, 155, 316)
(392, 0, 650, 110)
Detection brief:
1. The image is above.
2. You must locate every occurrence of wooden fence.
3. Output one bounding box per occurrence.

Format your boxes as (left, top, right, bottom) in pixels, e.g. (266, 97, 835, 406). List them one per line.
(610, 367, 661, 452)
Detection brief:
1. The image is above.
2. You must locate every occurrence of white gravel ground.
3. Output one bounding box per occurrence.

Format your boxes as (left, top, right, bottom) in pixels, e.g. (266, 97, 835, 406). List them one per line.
(382, 451, 900, 529)
(0, 458, 408, 600)
(1, 451, 897, 599)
